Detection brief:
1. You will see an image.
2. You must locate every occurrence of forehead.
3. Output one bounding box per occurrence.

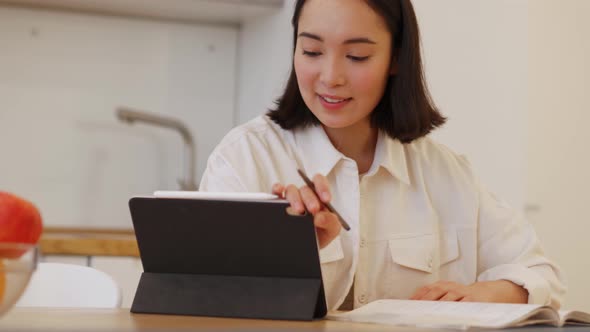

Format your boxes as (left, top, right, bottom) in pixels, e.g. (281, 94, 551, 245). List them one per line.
(298, 0, 390, 42)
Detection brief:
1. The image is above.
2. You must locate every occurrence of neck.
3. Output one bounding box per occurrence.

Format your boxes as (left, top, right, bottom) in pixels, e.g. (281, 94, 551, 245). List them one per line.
(323, 120, 379, 174)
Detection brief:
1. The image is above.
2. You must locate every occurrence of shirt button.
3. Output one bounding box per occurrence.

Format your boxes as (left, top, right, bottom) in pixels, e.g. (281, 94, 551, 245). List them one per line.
(358, 294, 367, 304)
(360, 238, 367, 248)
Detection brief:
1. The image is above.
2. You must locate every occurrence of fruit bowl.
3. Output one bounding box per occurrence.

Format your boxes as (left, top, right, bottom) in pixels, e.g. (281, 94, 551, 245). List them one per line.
(0, 243, 38, 316)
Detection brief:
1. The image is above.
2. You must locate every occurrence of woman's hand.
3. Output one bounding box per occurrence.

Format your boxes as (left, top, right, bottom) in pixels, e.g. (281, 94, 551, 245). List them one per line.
(410, 280, 529, 304)
(272, 174, 341, 249)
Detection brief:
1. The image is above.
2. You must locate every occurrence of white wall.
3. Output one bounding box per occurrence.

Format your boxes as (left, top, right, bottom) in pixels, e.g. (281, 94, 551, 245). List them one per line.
(415, 0, 528, 209)
(527, 0, 590, 311)
(235, 0, 294, 124)
(0, 6, 238, 229)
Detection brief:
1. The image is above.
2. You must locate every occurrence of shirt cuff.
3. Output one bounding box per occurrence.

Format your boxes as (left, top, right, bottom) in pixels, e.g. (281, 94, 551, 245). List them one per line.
(477, 264, 550, 305)
(319, 235, 344, 264)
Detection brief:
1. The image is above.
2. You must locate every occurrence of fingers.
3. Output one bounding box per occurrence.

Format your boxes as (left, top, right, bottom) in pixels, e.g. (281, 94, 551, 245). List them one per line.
(314, 211, 342, 249)
(284, 184, 323, 215)
(410, 286, 431, 300)
(284, 184, 305, 214)
(312, 174, 331, 203)
(273, 176, 339, 249)
(416, 286, 448, 301)
(274, 173, 331, 218)
(300, 173, 330, 213)
(273, 183, 303, 216)
(439, 291, 464, 302)
(299, 185, 322, 214)
(271, 183, 285, 197)
(411, 281, 466, 302)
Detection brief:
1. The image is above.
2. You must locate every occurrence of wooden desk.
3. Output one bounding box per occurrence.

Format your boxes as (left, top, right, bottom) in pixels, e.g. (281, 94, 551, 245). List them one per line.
(0, 308, 577, 332)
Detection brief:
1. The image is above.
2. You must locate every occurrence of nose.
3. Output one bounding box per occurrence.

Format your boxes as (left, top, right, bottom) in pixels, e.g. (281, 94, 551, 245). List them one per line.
(319, 56, 346, 88)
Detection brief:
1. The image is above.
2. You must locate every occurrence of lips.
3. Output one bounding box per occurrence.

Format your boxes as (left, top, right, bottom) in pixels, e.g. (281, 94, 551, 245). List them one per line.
(317, 93, 352, 110)
(318, 94, 352, 104)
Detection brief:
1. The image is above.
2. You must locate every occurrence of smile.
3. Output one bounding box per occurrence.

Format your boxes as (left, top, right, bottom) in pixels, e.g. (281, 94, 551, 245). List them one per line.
(317, 94, 352, 111)
(318, 94, 352, 104)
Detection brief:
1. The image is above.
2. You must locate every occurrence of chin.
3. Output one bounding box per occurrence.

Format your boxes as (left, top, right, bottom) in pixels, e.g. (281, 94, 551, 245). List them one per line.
(314, 115, 357, 130)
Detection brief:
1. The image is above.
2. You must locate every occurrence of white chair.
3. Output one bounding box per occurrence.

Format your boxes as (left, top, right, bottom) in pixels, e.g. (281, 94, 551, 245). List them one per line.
(16, 262, 122, 308)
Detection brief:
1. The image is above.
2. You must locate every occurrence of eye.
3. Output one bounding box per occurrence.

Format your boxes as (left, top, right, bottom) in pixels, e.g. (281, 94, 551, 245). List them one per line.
(303, 50, 322, 57)
(348, 55, 370, 62)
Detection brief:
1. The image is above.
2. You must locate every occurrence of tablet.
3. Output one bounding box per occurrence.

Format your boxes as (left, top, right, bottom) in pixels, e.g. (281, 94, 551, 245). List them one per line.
(128, 195, 327, 320)
(153, 190, 279, 201)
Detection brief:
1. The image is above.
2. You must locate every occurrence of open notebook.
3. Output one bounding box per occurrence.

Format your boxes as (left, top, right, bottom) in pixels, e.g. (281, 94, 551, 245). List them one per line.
(327, 299, 590, 329)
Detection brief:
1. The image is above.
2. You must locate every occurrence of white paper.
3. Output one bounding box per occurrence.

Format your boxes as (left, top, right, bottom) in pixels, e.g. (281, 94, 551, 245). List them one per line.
(327, 299, 546, 329)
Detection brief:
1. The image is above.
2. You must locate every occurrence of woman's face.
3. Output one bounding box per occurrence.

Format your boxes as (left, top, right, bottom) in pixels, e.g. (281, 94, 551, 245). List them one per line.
(294, 0, 393, 130)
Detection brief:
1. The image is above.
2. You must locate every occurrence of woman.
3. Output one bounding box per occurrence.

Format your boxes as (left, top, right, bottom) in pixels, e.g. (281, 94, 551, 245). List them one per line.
(199, 0, 566, 310)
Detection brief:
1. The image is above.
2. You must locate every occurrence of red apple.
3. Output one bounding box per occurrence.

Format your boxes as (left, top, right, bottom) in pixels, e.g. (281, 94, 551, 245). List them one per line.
(0, 191, 43, 258)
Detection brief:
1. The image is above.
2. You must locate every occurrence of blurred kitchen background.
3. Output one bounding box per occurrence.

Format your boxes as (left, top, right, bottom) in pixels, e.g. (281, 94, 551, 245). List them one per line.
(0, 0, 588, 310)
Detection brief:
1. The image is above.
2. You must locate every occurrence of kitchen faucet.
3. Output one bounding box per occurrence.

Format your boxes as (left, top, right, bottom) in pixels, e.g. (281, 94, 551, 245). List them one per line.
(116, 107, 198, 191)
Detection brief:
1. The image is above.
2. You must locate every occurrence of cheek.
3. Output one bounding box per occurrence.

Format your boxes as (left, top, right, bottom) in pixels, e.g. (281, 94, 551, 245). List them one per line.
(351, 68, 389, 99)
(294, 56, 317, 93)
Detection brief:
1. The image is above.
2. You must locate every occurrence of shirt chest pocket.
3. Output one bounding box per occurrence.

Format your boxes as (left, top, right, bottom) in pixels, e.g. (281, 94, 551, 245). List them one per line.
(387, 230, 459, 274)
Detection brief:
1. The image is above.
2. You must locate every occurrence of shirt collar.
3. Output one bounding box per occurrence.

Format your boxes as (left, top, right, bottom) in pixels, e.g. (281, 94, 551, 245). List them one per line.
(295, 124, 343, 178)
(295, 124, 411, 185)
(372, 131, 411, 185)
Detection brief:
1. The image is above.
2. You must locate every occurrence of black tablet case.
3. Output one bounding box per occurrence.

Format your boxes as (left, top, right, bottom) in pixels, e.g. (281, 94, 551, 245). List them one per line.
(128, 197, 327, 321)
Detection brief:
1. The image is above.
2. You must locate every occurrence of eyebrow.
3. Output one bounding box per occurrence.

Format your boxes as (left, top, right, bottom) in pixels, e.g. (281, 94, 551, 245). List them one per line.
(298, 32, 377, 45)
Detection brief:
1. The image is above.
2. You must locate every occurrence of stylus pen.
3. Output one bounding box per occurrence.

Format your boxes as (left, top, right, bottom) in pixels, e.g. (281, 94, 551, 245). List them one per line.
(297, 169, 351, 231)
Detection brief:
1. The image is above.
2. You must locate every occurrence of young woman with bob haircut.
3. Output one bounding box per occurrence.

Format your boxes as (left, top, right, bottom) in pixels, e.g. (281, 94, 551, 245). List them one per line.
(200, 0, 565, 311)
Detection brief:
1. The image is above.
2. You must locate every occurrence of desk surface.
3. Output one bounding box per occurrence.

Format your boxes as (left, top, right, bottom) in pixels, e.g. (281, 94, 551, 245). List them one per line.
(0, 308, 582, 332)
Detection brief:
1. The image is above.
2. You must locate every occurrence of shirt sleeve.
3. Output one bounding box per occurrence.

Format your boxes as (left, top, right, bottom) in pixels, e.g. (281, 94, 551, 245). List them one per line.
(470, 164, 567, 308)
(199, 152, 248, 192)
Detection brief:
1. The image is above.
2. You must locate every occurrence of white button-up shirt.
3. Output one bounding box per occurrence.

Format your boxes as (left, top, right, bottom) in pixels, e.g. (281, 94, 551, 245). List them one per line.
(199, 115, 566, 310)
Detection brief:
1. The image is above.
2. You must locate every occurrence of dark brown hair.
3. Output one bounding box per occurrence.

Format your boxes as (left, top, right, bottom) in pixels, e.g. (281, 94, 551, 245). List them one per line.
(267, 0, 445, 143)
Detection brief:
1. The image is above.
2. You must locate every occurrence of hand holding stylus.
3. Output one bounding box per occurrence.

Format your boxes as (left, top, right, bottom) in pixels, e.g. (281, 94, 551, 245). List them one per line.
(296, 169, 350, 231)
(272, 171, 345, 249)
